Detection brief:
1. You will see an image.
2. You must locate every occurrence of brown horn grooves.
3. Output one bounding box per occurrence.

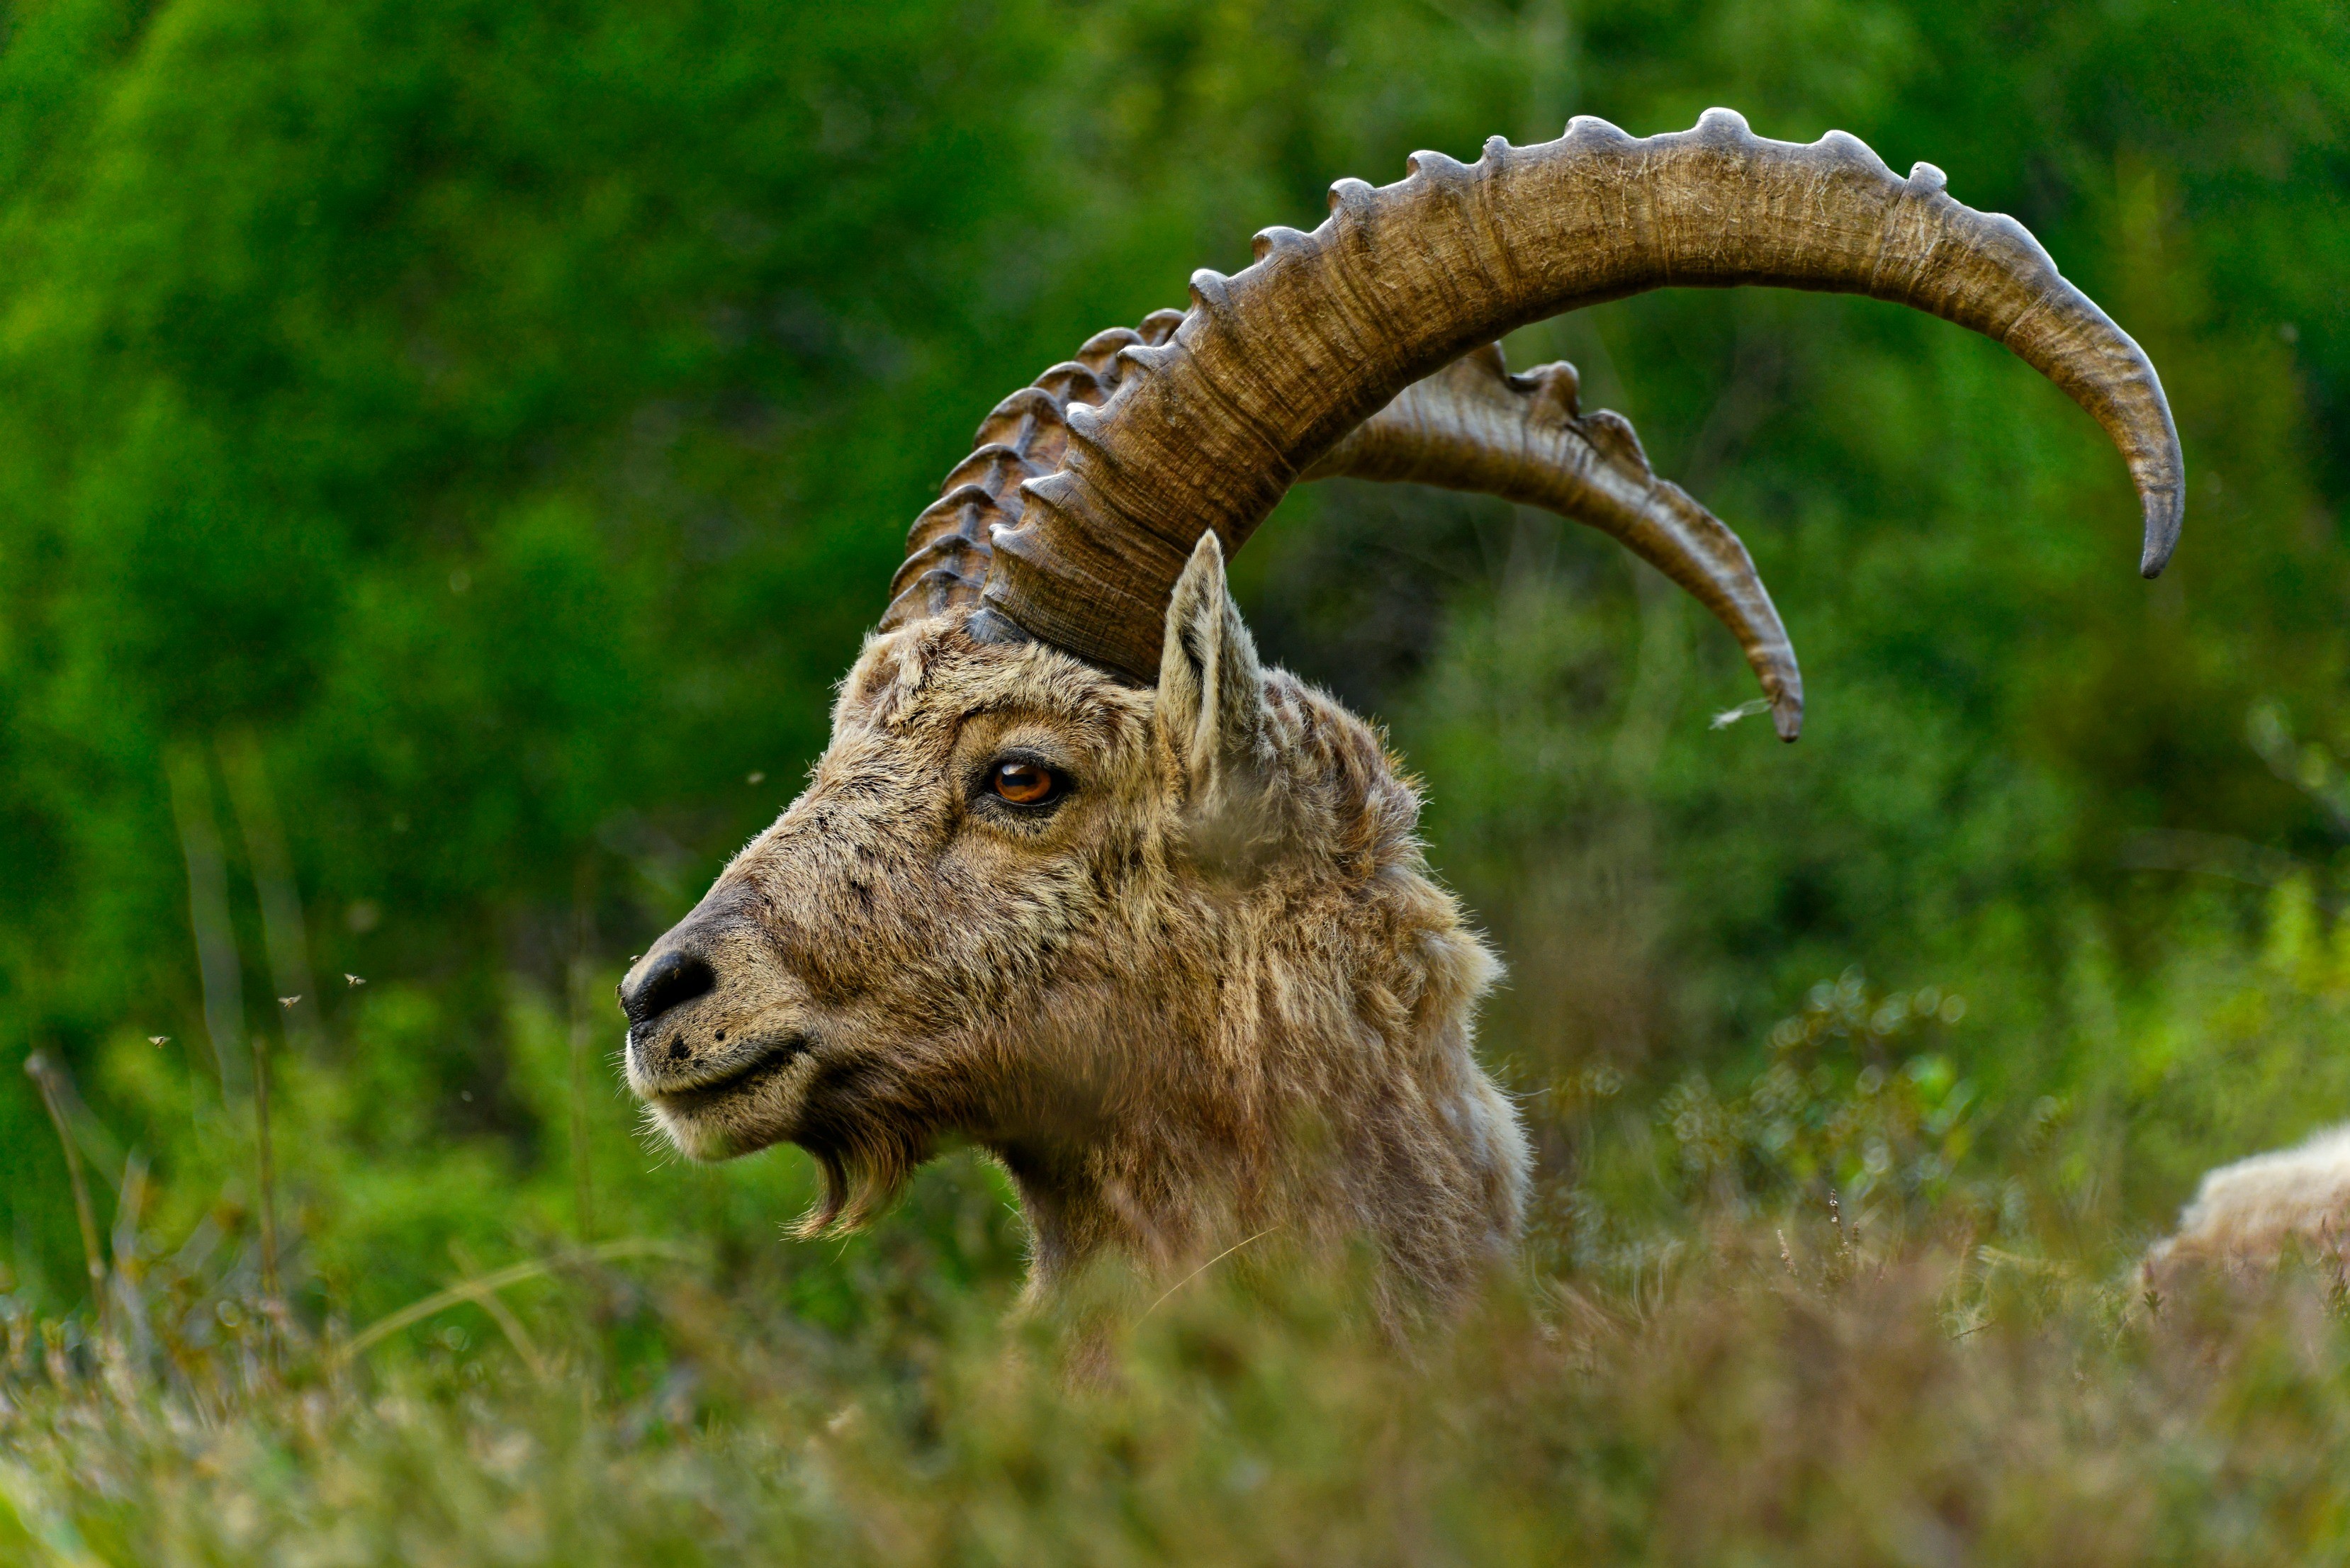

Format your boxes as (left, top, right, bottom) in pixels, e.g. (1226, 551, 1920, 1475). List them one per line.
(1304, 344, 1804, 740)
(879, 309, 1186, 631)
(982, 108, 2186, 684)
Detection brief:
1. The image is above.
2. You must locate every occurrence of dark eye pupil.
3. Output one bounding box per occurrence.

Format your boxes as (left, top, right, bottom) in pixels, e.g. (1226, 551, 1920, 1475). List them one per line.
(994, 763, 1055, 804)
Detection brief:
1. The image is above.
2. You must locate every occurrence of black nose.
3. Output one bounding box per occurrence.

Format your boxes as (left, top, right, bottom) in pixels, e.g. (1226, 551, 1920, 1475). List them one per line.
(620, 949, 716, 1028)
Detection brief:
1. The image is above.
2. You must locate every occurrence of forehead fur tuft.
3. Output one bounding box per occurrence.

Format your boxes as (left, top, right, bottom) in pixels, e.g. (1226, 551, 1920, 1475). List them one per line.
(838, 610, 1149, 736)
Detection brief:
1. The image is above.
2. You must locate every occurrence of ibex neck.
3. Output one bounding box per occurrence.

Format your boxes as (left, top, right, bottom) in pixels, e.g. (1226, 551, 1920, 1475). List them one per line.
(988, 1021, 1274, 1289)
(989, 908, 1523, 1314)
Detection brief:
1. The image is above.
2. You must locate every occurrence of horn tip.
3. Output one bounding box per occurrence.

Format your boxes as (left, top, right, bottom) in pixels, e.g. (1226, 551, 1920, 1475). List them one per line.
(1767, 676, 1804, 741)
(2139, 492, 2184, 577)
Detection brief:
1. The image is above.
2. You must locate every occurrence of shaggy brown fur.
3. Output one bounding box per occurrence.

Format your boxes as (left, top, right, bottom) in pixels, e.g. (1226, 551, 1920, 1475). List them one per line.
(622, 536, 1526, 1324)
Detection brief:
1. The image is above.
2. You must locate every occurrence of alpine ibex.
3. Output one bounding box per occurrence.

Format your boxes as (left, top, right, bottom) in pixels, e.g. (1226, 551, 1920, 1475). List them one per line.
(620, 110, 2182, 1324)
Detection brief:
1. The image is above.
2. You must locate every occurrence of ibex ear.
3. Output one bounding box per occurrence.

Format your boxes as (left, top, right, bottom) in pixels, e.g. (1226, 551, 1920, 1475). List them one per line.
(1156, 531, 1268, 818)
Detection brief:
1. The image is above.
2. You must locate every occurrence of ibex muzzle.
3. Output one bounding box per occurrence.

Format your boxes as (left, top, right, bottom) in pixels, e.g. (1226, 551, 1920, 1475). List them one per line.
(622, 110, 2183, 1323)
(622, 891, 820, 1159)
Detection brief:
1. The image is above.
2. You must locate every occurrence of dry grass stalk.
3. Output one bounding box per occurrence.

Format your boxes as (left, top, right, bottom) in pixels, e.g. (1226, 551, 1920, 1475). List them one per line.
(23, 1052, 105, 1314)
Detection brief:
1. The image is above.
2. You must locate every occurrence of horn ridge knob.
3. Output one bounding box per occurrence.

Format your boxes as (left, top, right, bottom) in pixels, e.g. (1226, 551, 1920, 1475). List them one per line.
(1694, 106, 1753, 140)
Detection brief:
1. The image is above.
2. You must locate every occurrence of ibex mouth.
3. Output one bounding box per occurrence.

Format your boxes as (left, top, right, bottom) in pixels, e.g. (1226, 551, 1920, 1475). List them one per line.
(641, 1032, 816, 1116)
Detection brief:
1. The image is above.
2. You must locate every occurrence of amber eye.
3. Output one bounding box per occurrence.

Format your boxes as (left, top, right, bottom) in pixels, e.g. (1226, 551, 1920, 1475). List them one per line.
(988, 760, 1062, 806)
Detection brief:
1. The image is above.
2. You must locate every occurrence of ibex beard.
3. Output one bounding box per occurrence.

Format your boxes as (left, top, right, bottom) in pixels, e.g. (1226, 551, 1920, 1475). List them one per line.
(625, 536, 1526, 1320)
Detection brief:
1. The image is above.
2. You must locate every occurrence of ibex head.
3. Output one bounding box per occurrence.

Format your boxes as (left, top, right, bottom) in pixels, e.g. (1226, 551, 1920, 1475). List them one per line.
(621, 109, 2182, 1312)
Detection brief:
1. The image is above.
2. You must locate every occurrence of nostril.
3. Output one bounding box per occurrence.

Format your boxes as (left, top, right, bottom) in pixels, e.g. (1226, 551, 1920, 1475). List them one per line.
(623, 950, 717, 1027)
(665, 1034, 690, 1064)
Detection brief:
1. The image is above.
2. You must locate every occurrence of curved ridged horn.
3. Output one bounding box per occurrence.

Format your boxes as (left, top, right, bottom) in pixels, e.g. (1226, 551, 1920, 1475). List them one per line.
(889, 319, 1804, 738)
(1303, 343, 1804, 740)
(982, 108, 2186, 683)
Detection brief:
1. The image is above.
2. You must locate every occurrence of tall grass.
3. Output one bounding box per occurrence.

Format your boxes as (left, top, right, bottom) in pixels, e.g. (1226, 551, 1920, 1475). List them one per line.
(6, 1159, 2350, 1563)
(6, 901, 2350, 1562)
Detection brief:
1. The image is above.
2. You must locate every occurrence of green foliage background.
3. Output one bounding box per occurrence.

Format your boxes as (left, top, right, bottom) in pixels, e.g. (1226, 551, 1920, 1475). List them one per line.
(0, 0, 2346, 1328)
